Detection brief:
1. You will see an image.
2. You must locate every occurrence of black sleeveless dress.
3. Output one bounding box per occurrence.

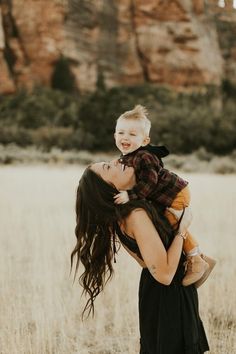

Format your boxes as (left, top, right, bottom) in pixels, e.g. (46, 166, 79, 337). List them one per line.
(116, 227, 209, 354)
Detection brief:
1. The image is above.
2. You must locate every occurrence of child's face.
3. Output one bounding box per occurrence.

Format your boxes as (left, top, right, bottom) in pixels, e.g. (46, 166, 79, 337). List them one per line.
(114, 118, 150, 155)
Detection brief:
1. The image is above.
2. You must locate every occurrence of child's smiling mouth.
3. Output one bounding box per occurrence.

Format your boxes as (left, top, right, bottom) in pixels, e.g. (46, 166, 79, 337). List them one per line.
(121, 143, 131, 149)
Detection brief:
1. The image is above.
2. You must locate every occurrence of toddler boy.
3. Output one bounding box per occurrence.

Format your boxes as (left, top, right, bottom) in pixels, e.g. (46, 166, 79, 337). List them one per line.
(114, 105, 216, 286)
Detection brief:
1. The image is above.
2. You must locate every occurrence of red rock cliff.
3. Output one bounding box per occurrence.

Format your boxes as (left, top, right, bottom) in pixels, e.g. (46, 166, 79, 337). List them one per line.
(0, 0, 235, 94)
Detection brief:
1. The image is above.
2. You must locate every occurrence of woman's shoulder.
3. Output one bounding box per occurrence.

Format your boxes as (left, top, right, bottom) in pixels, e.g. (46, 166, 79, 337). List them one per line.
(127, 207, 147, 217)
(121, 208, 148, 239)
(125, 208, 150, 228)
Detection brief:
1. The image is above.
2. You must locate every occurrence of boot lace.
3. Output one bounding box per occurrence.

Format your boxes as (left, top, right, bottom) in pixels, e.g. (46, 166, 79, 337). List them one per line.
(183, 258, 193, 273)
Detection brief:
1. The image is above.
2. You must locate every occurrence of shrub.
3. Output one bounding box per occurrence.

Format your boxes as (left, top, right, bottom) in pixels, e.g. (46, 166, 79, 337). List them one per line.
(51, 56, 77, 93)
(210, 156, 236, 174)
(0, 84, 236, 154)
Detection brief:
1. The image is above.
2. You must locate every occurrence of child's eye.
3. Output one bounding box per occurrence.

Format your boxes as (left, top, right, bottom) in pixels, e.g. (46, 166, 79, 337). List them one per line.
(117, 132, 124, 135)
(130, 133, 136, 136)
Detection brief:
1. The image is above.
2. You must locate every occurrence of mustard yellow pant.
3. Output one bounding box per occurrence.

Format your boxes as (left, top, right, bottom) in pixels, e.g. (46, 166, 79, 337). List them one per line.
(165, 186, 198, 253)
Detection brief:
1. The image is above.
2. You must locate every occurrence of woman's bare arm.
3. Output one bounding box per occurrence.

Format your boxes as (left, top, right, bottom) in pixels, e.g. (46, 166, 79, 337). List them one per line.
(120, 242, 146, 268)
(124, 208, 190, 285)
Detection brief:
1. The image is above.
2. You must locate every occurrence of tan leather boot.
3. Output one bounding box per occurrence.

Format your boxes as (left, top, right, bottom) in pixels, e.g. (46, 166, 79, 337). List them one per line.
(194, 254, 217, 288)
(182, 254, 209, 286)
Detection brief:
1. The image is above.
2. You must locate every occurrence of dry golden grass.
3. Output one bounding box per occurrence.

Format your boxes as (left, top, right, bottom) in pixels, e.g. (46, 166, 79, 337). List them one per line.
(0, 165, 235, 354)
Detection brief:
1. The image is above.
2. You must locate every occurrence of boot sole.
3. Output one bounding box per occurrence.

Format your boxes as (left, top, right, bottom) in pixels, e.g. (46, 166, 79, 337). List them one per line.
(195, 256, 217, 288)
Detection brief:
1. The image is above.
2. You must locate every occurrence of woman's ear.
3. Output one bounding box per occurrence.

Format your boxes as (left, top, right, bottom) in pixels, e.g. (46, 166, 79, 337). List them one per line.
(142, 136, 150, 146)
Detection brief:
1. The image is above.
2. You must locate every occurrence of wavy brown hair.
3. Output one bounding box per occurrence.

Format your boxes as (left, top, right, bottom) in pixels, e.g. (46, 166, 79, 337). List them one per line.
(71, 167, 174, 318)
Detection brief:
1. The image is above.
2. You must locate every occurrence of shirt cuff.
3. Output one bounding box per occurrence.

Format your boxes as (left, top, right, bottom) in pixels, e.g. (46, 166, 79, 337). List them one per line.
(127, 190, 138, 200)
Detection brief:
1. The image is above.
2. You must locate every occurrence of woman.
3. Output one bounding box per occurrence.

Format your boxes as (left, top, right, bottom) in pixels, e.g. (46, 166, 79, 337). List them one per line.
(71, 160, 209, 353)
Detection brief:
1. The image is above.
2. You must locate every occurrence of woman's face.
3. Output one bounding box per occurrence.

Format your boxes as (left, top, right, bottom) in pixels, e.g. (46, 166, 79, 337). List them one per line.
(91, 159, 136, 190)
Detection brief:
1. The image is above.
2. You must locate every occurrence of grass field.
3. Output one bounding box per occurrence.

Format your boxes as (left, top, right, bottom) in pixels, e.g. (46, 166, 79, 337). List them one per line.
(0, 165, 235, 354)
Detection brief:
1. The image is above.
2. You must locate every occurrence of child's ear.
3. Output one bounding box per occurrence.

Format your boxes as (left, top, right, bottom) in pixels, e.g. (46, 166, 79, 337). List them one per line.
(114, 132, 116, 140)
(142, 136, 150, 146)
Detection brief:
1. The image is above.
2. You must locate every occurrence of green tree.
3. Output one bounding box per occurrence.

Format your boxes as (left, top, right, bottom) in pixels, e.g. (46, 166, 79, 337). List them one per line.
(51, 56, 76, 93)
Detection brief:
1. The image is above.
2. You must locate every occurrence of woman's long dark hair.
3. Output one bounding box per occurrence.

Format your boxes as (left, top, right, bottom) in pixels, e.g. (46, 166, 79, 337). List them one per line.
(71, 168, 175, 318)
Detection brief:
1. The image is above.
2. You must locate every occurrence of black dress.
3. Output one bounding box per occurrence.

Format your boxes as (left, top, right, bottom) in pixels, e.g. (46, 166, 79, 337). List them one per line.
(116, 227, 209, 354)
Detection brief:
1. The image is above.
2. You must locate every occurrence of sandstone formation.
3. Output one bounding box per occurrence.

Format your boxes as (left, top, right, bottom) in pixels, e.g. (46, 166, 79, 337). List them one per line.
(0, 0, 65, 93)
(132, 0, 223, 87)
(0, 0, 235, 94)
(0, 7, 15, 94)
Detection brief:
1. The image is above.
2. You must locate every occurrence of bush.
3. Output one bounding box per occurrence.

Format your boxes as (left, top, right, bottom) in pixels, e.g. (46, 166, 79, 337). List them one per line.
(0, 87, 80, 129)
(210, 156, 236, 174)
(0, 84, 236, 154)
(0, 125, 33, 146)
(51, 56, 77, 93)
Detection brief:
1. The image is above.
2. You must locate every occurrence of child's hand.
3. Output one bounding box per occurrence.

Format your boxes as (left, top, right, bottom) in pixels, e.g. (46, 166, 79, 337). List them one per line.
(114, 191, 130, 204)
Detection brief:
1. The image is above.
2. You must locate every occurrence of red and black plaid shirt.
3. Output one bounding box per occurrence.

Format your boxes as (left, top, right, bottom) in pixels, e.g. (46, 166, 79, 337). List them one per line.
(119, 148, 188, 208)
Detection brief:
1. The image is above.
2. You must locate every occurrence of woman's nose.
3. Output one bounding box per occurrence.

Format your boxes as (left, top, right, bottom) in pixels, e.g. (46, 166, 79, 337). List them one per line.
(111, 159, 119, 166)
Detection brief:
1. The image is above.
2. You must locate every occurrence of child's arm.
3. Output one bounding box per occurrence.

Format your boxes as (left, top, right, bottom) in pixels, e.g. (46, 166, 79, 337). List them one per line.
(127, 151, 162, 200)
(114, 151, 162, 204)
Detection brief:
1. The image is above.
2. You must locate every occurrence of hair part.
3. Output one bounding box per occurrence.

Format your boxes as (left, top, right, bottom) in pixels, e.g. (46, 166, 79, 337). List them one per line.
(116, 104, 151, 136)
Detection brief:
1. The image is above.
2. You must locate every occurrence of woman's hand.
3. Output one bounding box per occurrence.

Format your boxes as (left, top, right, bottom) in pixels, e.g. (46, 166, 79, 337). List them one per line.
(168, 206, 192, 235)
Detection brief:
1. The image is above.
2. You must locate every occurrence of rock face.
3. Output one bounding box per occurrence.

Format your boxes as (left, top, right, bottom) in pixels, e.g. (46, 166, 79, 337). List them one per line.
(210, 1, 236, 85)
(0, 0, 65, 93)
(0, 0, 235, 94)
(132, 0, 223, 87)
(0, 7, 15, 94)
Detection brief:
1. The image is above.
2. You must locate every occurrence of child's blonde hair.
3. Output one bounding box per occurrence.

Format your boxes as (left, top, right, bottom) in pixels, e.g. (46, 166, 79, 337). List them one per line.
(117, 105, 151, 136)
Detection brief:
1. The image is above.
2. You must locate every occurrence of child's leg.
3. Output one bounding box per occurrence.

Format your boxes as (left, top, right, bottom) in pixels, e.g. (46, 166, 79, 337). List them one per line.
(166, 187, 212, 286)
(170, 186, 200, 256)
(165, 208, 209, 286)
(183, 231, 199, 255)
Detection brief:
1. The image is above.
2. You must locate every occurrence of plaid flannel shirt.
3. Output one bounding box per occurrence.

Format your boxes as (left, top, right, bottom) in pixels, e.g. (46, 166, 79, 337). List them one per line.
(119, 148, 188, 207)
